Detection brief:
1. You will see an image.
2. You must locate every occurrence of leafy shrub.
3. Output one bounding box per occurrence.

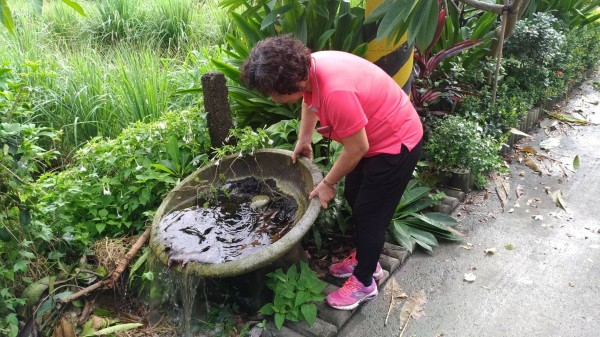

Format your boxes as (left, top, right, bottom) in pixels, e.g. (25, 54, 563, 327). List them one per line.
(457, 84, 532, 141)
(259, 261, 326, 330)
(26, 108, 211, 254)
(0, 63, 61, 337)
(389, 180, 461, 253)
(503, 12, 567, 103)
(213, 0, 367, 128)
(425, 115, 503, 184)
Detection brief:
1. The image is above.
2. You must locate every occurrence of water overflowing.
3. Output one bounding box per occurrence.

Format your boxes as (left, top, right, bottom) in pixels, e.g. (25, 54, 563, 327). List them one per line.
(149, 177, 300, 335)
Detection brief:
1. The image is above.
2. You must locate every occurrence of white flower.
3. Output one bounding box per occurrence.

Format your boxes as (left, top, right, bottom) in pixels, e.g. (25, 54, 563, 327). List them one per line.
(158, 122, 166, 129)
(215, 159, 220, 166)
(125, 145, 131, 151)
(79, 166, 87, 172)
(103, 186, 111, 196)
(136, 165, 143, 171)
(238, 150, 243, 158)
(268, 139, 274, 145)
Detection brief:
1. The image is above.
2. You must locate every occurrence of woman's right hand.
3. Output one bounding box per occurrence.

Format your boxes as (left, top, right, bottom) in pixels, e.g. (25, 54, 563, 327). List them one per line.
(292, 141, 312, 163)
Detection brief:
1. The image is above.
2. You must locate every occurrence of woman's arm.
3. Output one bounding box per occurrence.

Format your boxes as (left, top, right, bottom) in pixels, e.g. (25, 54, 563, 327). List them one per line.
(292, 101, 319, 163)
(309, 127, 369, 208)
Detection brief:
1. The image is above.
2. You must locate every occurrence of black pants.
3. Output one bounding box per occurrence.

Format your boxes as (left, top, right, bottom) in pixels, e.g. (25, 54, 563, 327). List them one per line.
(344, 141, 422, 286)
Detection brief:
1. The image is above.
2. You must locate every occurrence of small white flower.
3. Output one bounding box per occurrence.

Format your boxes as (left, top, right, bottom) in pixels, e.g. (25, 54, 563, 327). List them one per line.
(79, 166, 87, 172)
(125, 145, 131, 151)
(136, 165, 143, 171)
(268, 139, 274, 145)
(215, 159, 220, 166)
(103, 186, 111, 196)
(238, 150, 243, 158)
(136, 136, 141, 142)
(158, 122, 166, 129)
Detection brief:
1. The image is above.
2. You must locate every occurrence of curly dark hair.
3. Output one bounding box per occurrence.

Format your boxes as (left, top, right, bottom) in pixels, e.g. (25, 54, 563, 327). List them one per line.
(240, 34, 311, 96)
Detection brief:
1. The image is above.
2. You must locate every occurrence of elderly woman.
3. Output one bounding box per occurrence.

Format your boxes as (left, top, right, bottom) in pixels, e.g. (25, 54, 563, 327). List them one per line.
(241, 35, 423, 310)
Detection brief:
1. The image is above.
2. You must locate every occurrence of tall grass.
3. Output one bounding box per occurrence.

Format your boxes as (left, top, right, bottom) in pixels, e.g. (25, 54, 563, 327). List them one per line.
(154, 0, 193, 49)
(1, 0, 227, 152)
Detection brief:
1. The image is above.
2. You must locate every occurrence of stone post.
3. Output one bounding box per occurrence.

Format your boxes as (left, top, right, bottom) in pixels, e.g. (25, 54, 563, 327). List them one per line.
(201, 72, 234, 149)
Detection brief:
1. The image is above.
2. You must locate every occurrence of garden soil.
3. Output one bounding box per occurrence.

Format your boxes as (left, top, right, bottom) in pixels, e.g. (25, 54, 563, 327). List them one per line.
(338, 69, 600, 336)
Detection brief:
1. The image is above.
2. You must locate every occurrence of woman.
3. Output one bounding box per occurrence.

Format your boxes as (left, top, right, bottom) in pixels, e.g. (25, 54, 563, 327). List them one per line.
(241, 35, 423, 310)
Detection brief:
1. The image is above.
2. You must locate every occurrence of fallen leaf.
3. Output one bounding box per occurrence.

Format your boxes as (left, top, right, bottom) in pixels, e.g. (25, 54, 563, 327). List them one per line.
(508, 208, 514, 213)
(516, 184, 524, 199)
(520, 147, 538, 155)
(523, 156, 543, 174)
(493, 174, 508, 210)
(540, 119, 559, 129)
(509, 128, 533, 138)
(573, 155, 580, 171)
(550, 189, 568, 211)
(539, 137, 562, 150)
(52, 318, 76, 337)
(484, 248, 496, 255)
(460, 243, 474, 250)
(505, 243, 515, 250)
(463, 273, 477, 282)
(399, 290, 427, 327)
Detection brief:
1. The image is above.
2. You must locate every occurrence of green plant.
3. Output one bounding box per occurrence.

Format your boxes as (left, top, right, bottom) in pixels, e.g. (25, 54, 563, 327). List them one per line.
(259, 261, 326, 330)
(93, 0, 139, 43)
(212, 0, 367, 128)
(425, 115, 503, 184)
(388, 179, 462, 253)
(523, 0, 600, 28)
(457, 84, 532, 141)
(154, 0, 193, 49)
(502, 12, 567, 103)
(0, 62, 61, 337)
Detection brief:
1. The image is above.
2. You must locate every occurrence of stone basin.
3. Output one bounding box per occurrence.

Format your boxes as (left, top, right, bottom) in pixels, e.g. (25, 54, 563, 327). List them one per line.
(149, 149, 323, 278)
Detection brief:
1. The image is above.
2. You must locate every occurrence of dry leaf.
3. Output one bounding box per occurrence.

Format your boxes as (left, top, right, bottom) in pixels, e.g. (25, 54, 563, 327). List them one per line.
(399, 290, 427, 326)
(516, 184, 524, 199)
(52, 318, 76, 337)
(523, 156, 543, 174)
(509, 128, 533, 138)
(550, 189, 568, 211)
(540, 137, 562, 150)
(493, 174, 508, 210)
(484, 248, 496, 255)
(463, 273, 477, 282)
(520, 147, 538, 155)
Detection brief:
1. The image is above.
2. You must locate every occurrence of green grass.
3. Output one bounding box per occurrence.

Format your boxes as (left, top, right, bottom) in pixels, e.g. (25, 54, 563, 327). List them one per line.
(1, 0, 227, 152)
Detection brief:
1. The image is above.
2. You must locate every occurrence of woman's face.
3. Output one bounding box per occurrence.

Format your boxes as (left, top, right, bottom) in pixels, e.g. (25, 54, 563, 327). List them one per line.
(269, 79, 310, 104)
(270, 91, 304, 104)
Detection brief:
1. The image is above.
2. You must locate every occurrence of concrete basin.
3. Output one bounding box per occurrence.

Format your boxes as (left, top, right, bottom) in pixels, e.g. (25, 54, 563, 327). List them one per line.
(149, 149, 323, 278)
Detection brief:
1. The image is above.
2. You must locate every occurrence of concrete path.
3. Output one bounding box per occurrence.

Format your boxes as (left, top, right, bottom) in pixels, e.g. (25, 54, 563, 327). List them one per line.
(339, 69, 600, 337)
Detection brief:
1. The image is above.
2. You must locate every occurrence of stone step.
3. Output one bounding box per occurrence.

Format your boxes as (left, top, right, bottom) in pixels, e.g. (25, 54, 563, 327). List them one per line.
(260, 242, 408, 336)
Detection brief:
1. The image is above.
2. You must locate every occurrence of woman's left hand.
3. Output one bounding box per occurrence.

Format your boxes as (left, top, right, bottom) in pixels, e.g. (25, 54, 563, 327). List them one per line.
(309, 181, 336, 208)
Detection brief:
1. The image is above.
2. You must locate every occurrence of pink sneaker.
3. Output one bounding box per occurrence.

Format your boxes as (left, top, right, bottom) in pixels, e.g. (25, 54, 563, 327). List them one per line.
(326, 275, 378, 310)
(329, 252, 384, 280)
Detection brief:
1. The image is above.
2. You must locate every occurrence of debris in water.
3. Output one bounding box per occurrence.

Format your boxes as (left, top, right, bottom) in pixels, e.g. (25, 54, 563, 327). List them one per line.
(157, 177, 298, 265)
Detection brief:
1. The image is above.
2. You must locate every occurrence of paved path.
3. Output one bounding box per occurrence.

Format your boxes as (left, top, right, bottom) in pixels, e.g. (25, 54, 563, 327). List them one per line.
(339, 69, 600, 337)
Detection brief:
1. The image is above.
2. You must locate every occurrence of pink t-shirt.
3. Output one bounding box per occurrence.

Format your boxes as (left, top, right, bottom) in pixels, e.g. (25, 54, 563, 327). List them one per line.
(303, 51, 423, 156)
